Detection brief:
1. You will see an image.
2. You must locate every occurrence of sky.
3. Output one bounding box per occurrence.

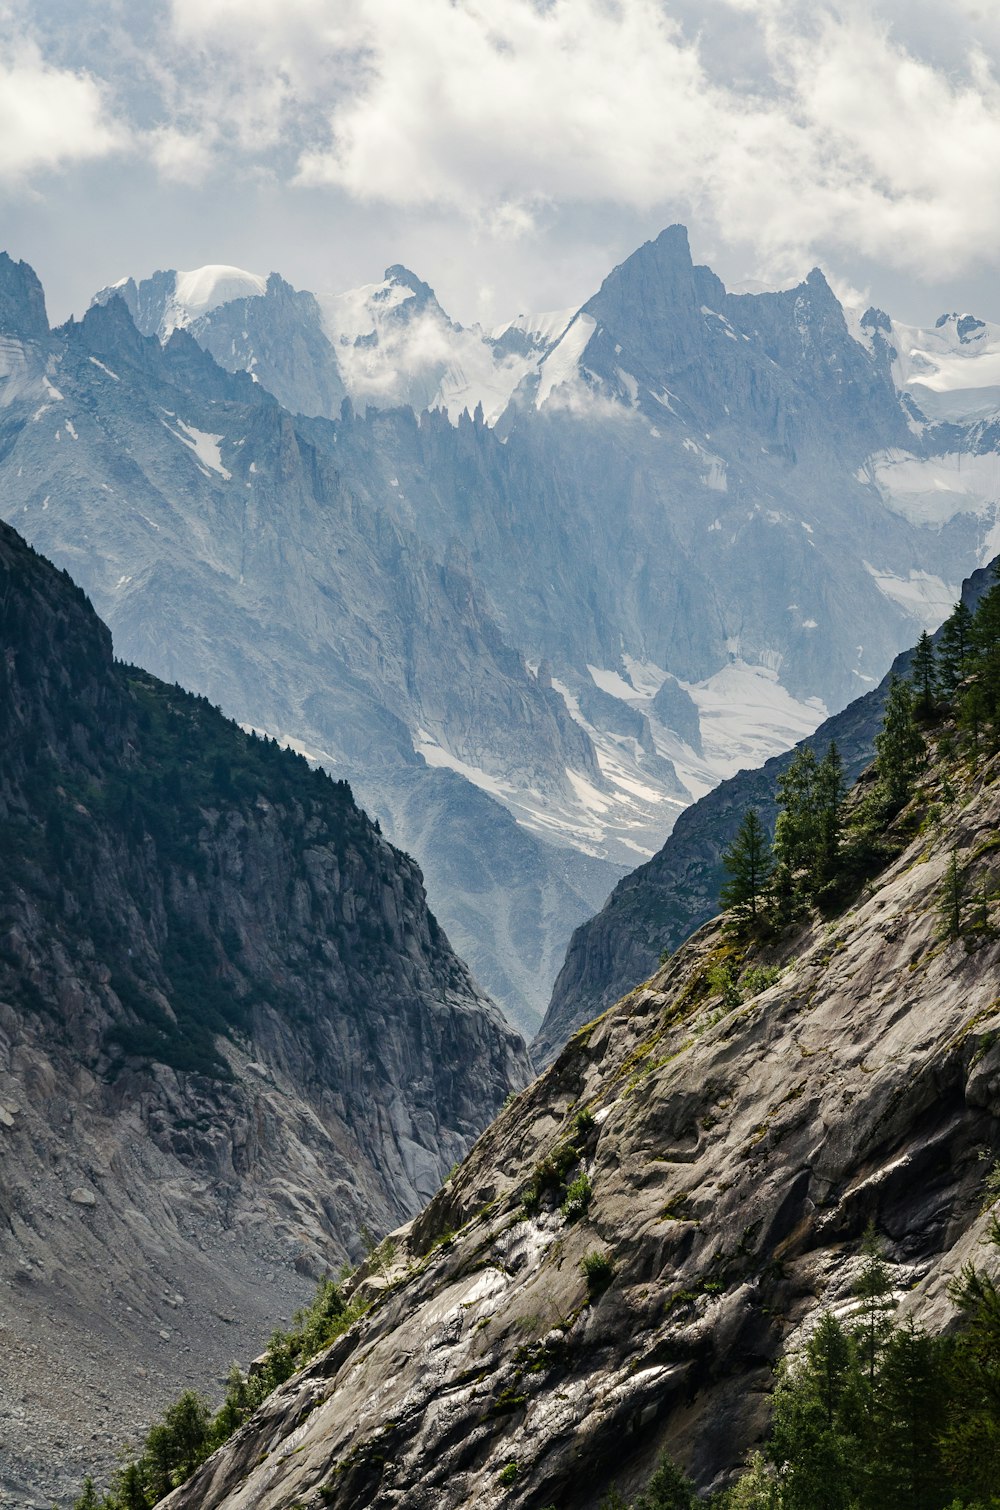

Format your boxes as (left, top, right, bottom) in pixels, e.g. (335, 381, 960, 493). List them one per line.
(3, 0, 1000, 329)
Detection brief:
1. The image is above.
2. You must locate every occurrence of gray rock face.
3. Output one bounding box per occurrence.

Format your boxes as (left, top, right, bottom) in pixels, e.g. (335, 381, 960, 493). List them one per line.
(94, 267, 348, 419)
(0, 518, 529, 1505)
(157, 732, 1000, 1508)
(0, 250, 48, 340)
(0, 291, 618, 1036)
(535, 554, 1000, 1063)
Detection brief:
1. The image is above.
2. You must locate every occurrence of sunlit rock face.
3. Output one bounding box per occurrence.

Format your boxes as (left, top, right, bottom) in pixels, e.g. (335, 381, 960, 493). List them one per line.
(160, 714, 1000, 1509)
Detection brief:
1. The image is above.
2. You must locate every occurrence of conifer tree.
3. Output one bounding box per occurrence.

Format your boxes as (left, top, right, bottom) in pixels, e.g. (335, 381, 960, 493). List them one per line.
(874, 677, 923, 807)
(967, 578, 1000, 727)
(114, 1461, 151, 1510)
(937, 850, 963, 941)
(853, 1224, 895, 1390)
(720, 808, 772, 929)
(633, 1453, 696, 1510)
(74, 1479, 102, 1510)
(937, 599, 973, 693)
(774, 745, 819, 881)
(941, 1251, 1000, 1500)
(871, 1319, 947, 1510)
(910, 631, 937, 720)
(957, 676, 988, 760)
(814, 742, 846, 882)
(767, 1311, 858, 1509)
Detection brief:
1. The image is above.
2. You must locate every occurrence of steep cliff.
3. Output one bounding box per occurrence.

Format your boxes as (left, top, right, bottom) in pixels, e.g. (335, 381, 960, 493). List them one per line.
(0, 519, 528, 1505)
(534, 555, 1000, 1063)
(152, 718, 1000, 1509)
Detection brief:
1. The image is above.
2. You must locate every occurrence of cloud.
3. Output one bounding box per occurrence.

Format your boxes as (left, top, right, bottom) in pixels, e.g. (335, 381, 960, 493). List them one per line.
(283, 0, 1000, 282)
(0, 36, 125, 184)
(9, 0, 1000, 293)
(146, 125, 216, 184)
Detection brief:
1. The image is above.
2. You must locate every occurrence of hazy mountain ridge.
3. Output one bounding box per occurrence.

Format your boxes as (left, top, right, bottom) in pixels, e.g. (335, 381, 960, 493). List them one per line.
(0, 264, 620, 1033)
(6, 229, 1000, 1036)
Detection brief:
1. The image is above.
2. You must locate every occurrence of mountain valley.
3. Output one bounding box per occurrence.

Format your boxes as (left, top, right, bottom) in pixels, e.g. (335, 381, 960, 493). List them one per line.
(134, 639, 1000, 1509)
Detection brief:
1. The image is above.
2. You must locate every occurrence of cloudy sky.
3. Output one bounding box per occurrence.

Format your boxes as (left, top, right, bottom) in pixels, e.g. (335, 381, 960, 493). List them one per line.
(3, 0, 1000, 328)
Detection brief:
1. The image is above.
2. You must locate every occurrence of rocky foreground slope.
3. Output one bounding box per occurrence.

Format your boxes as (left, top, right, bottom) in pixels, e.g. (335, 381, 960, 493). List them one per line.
(534, 554, 1000, 1064)
(159, 728, 1000, 1508)
(0, 519, 528, 1505)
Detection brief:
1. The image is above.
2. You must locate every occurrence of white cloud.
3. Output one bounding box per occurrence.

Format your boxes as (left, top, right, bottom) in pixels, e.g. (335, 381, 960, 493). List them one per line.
(283, 0, 1000, 282)
(9, 0, 1000, 297)
(146, 125, 215, 184)
(0, 37, 124, 183)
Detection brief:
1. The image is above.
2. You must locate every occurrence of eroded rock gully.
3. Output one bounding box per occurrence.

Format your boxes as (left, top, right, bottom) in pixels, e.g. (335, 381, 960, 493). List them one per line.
(164, 748, 1000, 1509)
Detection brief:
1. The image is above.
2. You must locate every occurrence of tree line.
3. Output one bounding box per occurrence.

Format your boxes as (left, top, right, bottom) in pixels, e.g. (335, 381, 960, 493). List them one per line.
(604, 1218, 1000, 1509)
(721, 575, 1000, 933)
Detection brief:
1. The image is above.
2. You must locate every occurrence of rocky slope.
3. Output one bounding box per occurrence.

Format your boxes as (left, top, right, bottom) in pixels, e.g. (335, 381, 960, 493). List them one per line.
(156, 722, 1000, 1509)
(534, 554, 1000, 1064)
(0, 518, 528, 1506)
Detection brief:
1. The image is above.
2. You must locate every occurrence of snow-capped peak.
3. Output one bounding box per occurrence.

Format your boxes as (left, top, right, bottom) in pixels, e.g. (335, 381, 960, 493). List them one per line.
(172, 265, 267, 319)
(859, 306, 1000, 423)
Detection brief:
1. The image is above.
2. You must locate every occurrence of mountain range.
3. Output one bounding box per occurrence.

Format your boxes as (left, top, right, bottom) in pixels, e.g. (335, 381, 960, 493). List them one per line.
(4, 227, 1000, 1047)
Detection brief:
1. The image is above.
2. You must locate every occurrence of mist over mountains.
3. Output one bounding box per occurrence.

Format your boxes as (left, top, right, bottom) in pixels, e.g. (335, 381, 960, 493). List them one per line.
(3, 226, 1000, 1038)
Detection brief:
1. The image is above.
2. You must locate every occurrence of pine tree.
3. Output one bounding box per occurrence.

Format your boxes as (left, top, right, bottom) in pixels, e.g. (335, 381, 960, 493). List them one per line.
(968, 579, 1000, 725)
(910, 631, 937, 720)
(957, 675, 989, 763)
(814, 742, 846, 883)
(633, 1453, 696, 1510)
(938, 600, 973, 693)
(941, 1249, 1000, 1501)
(767, 1312, 858, 1509)
(73, 1479, 102, 1510)
(853, 1224, 896, 1390)
(870, 1319, 948, 1510)
(779, 745, 821, 881)
(114, 1462, 151, 1510)
(720, 808, 772, 929)
(874, 677, 923, 808)
(937, 850, 963, 941)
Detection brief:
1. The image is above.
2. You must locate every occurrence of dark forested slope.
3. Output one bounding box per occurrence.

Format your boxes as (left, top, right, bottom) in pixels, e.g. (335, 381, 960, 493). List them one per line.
(0, 517, 528, 1504)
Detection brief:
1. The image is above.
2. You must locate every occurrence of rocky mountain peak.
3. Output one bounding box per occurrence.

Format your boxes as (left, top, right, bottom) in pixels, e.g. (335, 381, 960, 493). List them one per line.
(861, 305, 893, 335)
(584, 222, 726, 342)
(0, 251, 48, 340)
(381, 263, 439, 308)
(73, 291, 162, 369)
(934, 310, 989, 343)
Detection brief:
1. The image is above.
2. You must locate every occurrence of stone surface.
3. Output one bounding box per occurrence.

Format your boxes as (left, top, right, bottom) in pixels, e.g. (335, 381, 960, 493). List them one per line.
(158, 734, 1000, 1509)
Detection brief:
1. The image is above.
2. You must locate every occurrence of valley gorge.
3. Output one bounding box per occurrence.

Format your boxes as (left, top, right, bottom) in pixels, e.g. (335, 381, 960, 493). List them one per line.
(4, 220, 1000, 1508)
(6, 228, 1000, 1041)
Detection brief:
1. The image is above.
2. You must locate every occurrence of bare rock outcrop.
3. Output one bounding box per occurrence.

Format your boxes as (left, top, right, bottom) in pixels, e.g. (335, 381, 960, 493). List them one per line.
(162, 733, 1000, 1508)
